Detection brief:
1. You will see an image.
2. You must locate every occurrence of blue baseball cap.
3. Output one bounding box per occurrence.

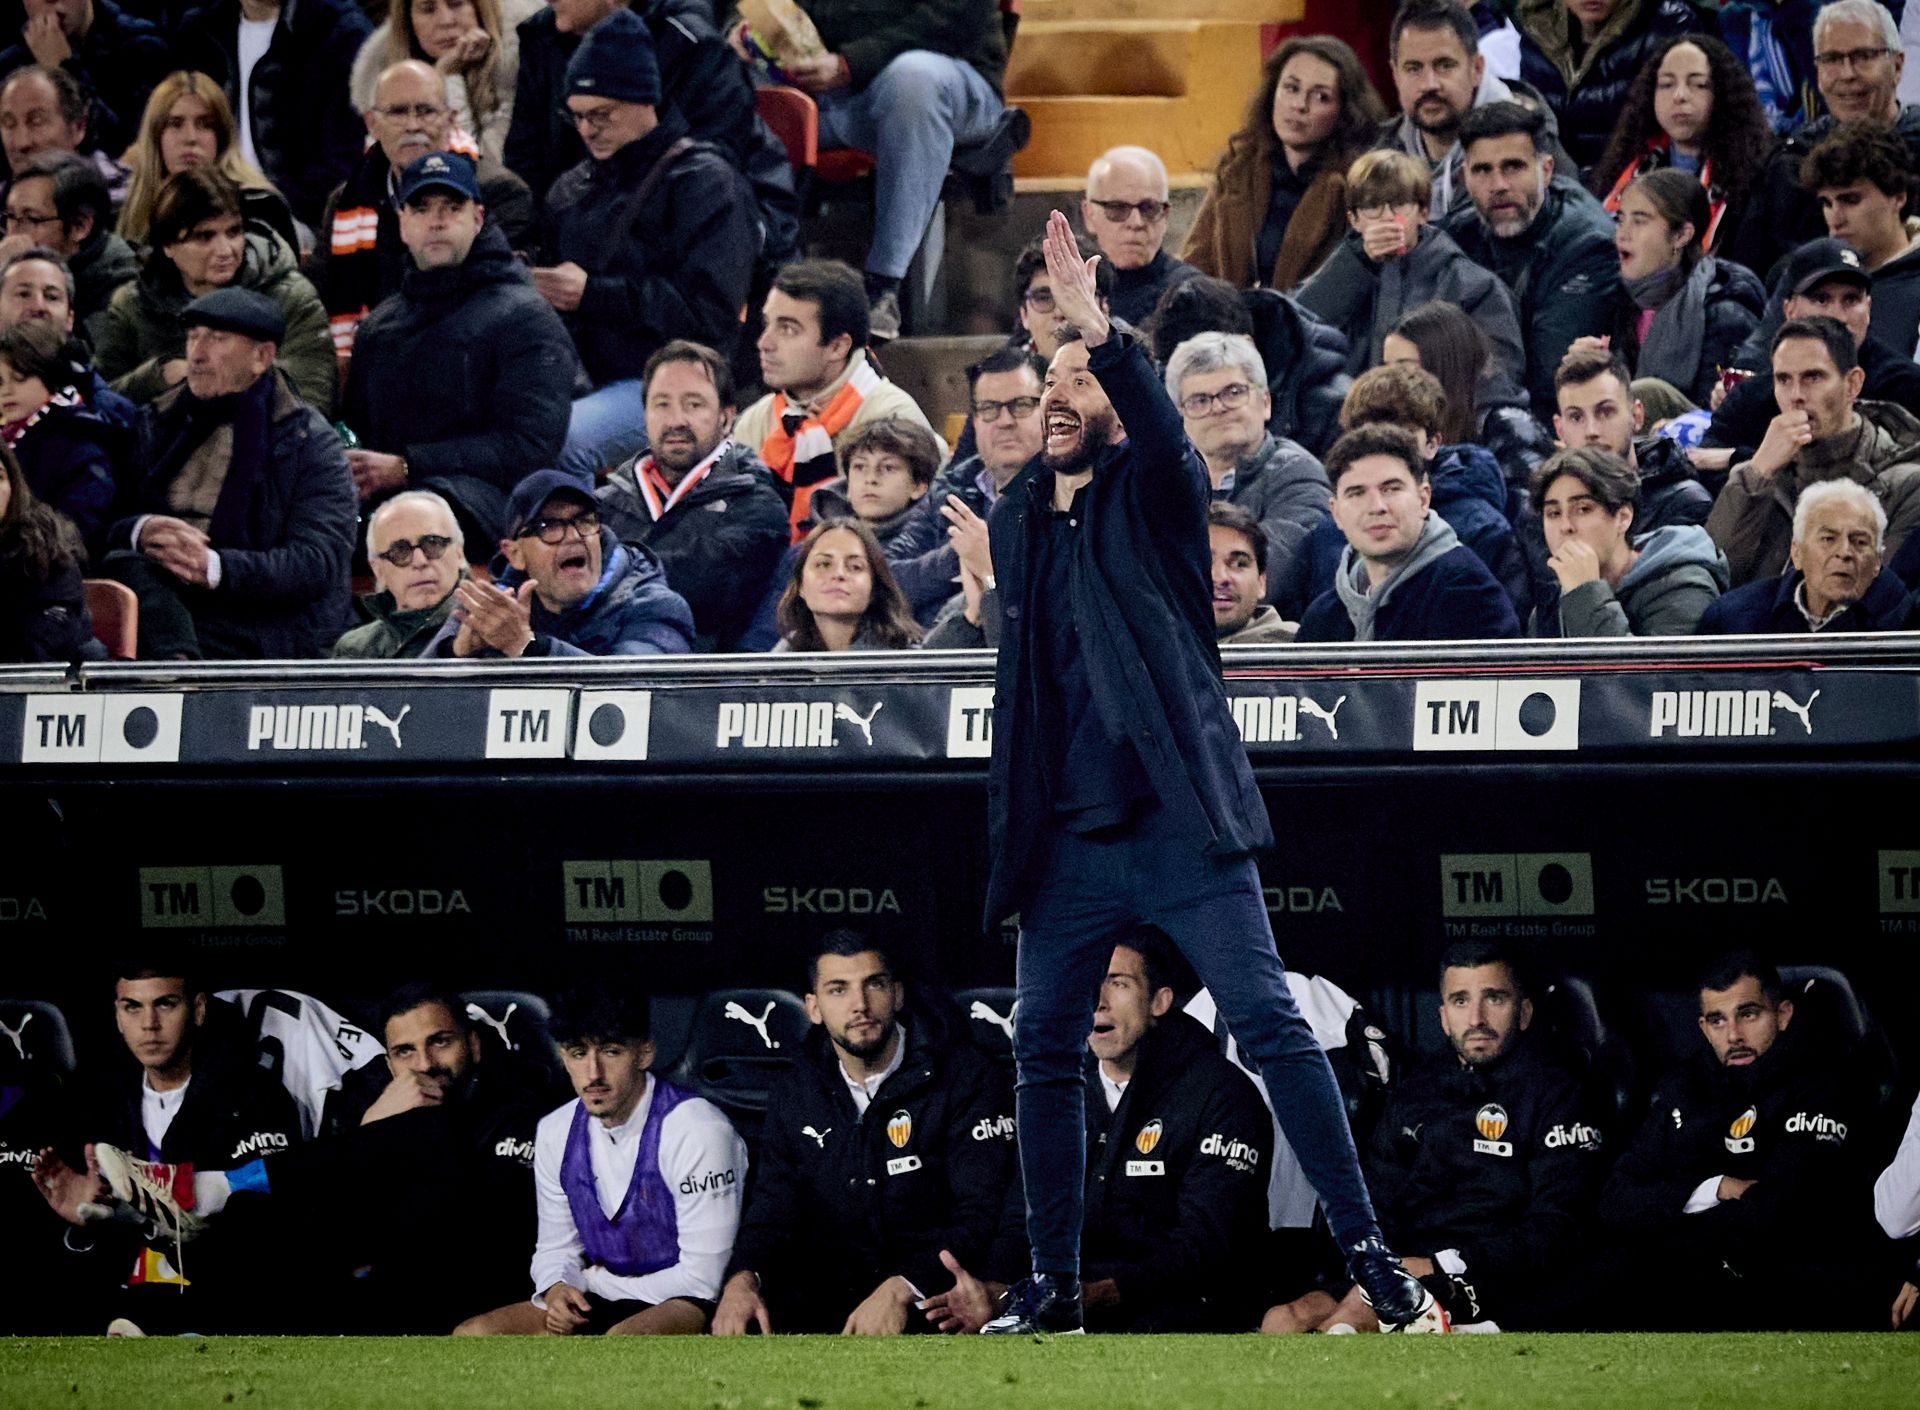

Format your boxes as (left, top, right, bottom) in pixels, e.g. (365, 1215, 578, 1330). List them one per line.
(397, 150, 481, 208)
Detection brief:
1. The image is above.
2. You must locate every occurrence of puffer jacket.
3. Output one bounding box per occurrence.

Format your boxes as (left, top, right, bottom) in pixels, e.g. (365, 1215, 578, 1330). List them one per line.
(1297, 224, 1527, 389)
(1245, 287, 1352, 458)
(340, 222, 576, 543)
(0, 541, 96, 663)
(1212, 431, 1330, 593)
(94, 228, 337, 413)
(428, 533, 694, 656)
(1532, 522, 1728, 636)
(311, 139, 536, 361)
(1517, 0, 1707, 173)
(69, 229, 140, 353)
(1611, 257, 1766, 407)
(174, 0, 373, 228)
(1708, 399, 1920, 586)
(1731, 220, 1920, 373)
(1698, 564, 1919, 634)
(8, 397, 125, 557)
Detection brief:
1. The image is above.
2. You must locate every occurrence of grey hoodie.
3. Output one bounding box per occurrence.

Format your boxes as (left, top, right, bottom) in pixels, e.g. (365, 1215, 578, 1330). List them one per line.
(1331, 511, 1462, 641)
(1539, 524, 1728, 638)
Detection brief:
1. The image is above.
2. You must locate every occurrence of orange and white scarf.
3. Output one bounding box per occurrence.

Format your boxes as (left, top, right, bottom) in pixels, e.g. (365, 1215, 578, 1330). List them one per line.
(637, 442, 726, 521)
(761, 357, 881, 537)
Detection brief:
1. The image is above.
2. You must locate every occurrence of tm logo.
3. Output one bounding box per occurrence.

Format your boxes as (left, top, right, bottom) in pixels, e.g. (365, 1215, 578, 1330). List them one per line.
(1442, 853, 1594, 918)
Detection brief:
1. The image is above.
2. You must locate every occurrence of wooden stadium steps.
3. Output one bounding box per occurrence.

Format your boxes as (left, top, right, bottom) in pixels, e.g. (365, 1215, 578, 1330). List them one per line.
(1005, 17, 1270, 181)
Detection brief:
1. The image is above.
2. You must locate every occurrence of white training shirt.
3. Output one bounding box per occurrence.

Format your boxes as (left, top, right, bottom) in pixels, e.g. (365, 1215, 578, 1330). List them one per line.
(1874, 1089, 1920, 1240)
(235, 16, 274, 171)
(528, 1075, 747, 1309)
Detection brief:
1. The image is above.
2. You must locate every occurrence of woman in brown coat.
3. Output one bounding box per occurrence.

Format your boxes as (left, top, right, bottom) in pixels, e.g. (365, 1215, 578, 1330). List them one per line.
(1182, 35, 1386, 293)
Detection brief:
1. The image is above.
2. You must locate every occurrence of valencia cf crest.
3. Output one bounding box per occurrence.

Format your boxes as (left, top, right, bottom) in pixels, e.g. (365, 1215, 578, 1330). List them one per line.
(1726, 1105, 1757, 1154)
(1472, 1102, 1512, 1157)
(887, 1109, 913, 1149)
(1134, 1119, 1164, 1155)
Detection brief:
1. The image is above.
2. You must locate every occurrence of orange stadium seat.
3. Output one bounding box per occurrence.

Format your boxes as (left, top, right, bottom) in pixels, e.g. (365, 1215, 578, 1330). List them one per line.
(82, 578, 138, 660)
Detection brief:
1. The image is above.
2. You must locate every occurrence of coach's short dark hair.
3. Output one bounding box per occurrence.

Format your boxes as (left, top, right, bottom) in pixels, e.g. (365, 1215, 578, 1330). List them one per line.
(1772, 315, 1859, 377)
(377, 982, 469, 1040)
(643, 338, 735, 410)
(1208, 500, 1268, 575)
(1698, 950, 1783, 1006)
(1460, 100, 1549, 156)
(1324, 423, 1430, 490)
(1120, 928, 1178, 997)
(1555, 344, 1636, 399)
(771, 258, 869, 351)
(1390, 0, 1479, 60)
(549, 985, 650, 1047)
(807, 929, 898, 992)
(1438, 939, 1527, 1000)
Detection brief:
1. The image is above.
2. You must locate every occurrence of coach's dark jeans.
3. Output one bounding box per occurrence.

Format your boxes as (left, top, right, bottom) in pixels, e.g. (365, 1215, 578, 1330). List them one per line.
(1012, 803, 1380, 1278)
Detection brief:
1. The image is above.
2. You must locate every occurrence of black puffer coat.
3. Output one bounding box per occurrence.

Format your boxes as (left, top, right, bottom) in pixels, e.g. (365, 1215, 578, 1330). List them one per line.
(1518, 0, 1707, 174)
(1245, 287, 1351, 458)
(342, 223, 577, 544)
(174, 0, 372, 228)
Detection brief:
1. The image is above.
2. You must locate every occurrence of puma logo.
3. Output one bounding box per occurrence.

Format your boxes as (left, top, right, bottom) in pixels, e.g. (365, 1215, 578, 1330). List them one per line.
(465, 1001, 517, 1051)
(834, 702, 884, 747)
(365, 704, 410, 749)
(1770, 689, 1818, 734)
(1298, 695, 1347, 740)
(968, 999, 1015, 1042)
(0, 1012, 30, 1061)
(724, 1000, 779, 1049)
(801, 1125, 831, 1148)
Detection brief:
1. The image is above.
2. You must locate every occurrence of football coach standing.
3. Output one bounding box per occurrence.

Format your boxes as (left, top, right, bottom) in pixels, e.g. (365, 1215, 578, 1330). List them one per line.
(975, 211, 1440, 1336)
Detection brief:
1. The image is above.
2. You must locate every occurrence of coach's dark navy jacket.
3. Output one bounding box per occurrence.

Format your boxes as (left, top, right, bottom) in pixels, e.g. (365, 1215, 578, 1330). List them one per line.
(985, 332, 1274, 926)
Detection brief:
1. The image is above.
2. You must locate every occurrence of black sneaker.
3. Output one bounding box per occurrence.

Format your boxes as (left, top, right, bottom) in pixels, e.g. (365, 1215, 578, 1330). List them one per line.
(1346, 1235, 1449, 1333)
(979, 1273, 1084, 1334)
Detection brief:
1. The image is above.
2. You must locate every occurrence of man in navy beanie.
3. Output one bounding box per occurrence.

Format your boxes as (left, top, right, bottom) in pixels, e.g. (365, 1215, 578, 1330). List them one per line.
(532, 8, 761, 481)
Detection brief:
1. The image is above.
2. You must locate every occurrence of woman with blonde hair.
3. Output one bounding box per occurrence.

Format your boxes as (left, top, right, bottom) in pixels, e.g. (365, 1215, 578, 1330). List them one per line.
(350, 0, 539, 164)
(118, 72, 294, 252)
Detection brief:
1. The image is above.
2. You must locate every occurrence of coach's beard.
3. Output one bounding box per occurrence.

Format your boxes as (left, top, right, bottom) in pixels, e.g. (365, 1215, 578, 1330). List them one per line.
(1041, 407, 1116, 474)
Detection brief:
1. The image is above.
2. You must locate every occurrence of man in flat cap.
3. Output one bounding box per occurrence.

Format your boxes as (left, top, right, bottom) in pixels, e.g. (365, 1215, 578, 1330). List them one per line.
(340, 149, 577, 546)
(533, 8, 761, 482)
(99, 287, 356, 659)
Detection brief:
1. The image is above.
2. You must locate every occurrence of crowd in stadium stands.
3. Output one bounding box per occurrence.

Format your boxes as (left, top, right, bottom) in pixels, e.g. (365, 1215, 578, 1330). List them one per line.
(6, 933, 1918, 1336)
(7, 0, 1920, 655)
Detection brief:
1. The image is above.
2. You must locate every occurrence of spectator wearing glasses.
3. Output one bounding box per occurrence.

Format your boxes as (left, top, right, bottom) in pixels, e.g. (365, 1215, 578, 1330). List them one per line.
(1012, 233, 1119, 368)
(427, 467, 693, 657)
(1166, 331, 1329, 596)
(339, 148, 573, 546)
(1744, 0, 1920, 278)
(1296, 148, 1524, 384)
(1083, 146, 1199, 327)
(311, 60, 534, 362)
(0, 150, 135, 351)
(333, 488, 470, 658)
(534, 9, 760, 482)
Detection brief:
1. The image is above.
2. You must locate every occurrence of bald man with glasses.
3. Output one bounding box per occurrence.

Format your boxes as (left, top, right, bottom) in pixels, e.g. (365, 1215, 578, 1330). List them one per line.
(1082, 146, 1201, 326)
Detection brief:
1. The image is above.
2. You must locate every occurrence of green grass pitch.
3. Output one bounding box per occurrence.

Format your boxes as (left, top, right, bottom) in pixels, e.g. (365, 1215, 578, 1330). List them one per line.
(3, 1334, 1916, 1410)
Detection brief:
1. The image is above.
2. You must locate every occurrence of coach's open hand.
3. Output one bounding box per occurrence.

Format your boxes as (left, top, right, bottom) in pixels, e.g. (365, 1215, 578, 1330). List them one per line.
(1042, 209, 1109, 348)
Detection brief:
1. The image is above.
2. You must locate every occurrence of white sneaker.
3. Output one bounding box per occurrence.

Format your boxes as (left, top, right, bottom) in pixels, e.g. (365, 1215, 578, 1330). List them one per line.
(92, 1144, 206, 1244)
